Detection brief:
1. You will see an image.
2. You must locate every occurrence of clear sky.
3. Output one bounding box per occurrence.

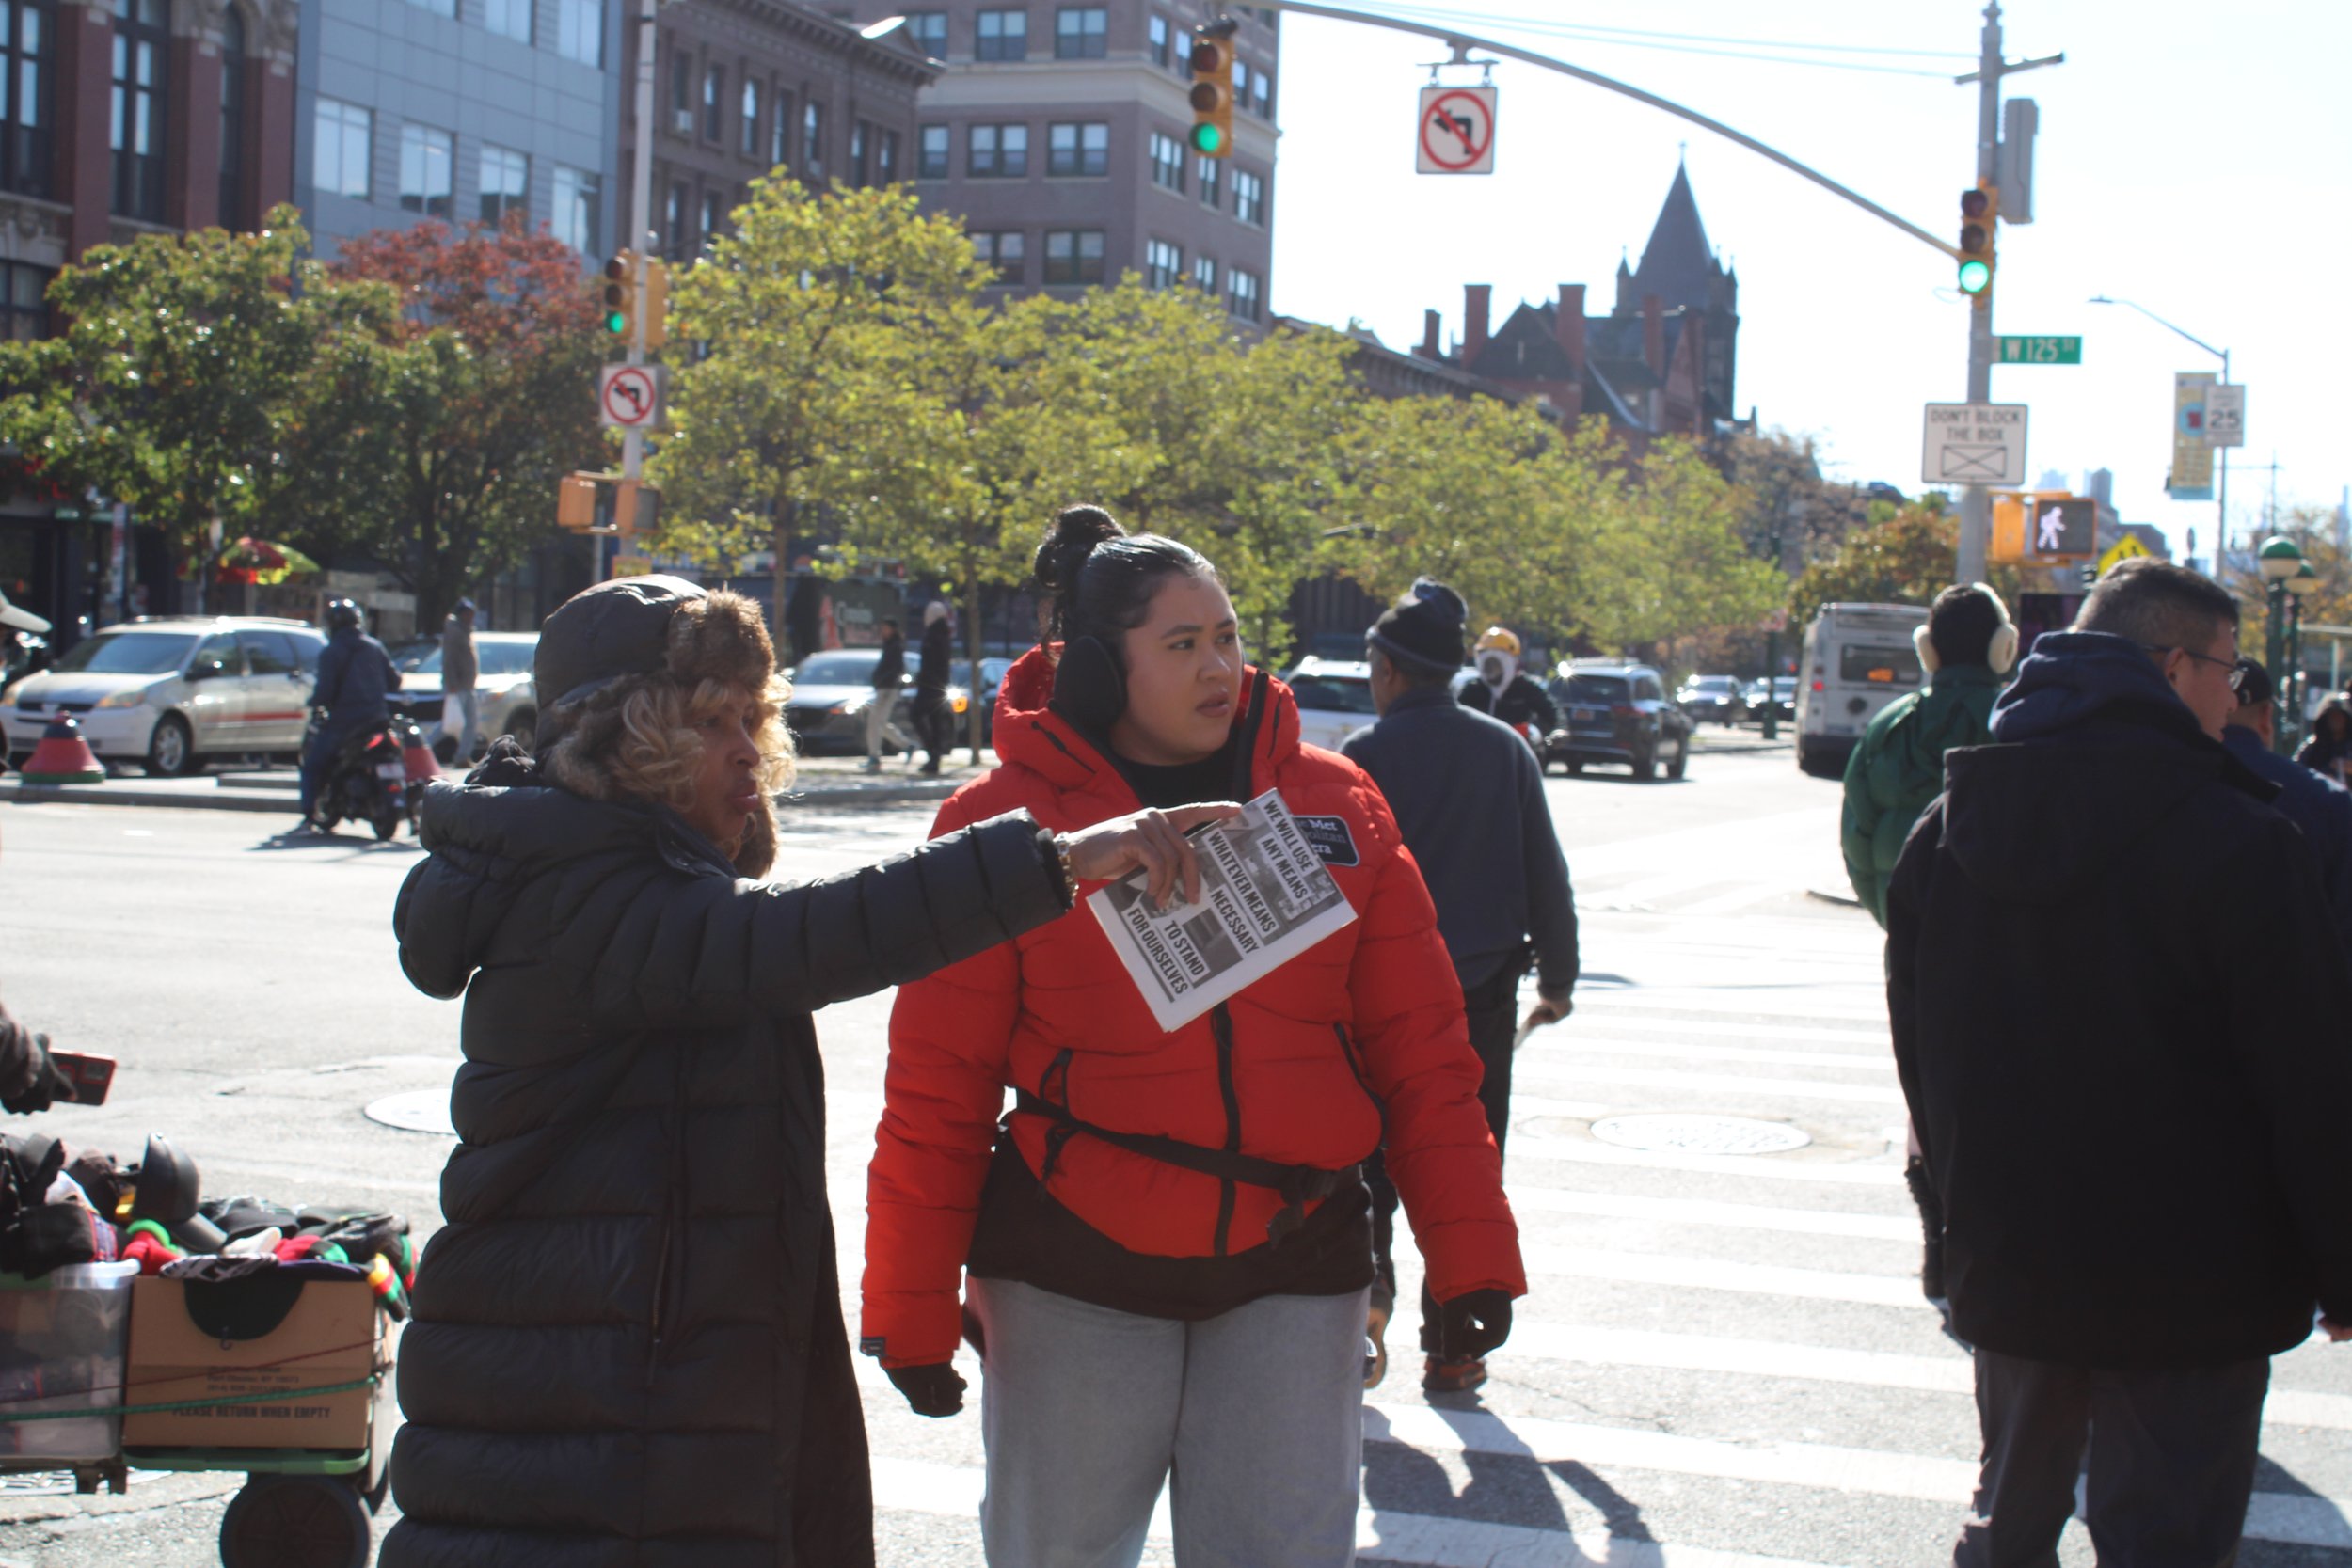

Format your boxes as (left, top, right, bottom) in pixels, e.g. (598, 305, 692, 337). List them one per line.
(1266, 0, 2351, 564)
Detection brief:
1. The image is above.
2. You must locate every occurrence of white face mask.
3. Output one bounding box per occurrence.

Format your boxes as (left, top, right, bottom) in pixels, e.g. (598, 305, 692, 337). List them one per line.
(1478, 651, 1516, 691)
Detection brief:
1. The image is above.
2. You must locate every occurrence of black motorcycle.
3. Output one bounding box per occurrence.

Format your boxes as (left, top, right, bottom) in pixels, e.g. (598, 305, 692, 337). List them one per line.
(309, 714, 416, 841)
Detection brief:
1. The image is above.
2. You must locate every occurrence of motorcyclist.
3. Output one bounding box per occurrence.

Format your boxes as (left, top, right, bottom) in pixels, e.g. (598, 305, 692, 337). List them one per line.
(1457, 626, 1560, 736)
(296, 597, 399, 832)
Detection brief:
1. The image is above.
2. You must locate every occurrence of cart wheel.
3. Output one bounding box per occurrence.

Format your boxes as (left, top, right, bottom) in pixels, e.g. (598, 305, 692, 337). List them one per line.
(218, 1475, 370, 1568)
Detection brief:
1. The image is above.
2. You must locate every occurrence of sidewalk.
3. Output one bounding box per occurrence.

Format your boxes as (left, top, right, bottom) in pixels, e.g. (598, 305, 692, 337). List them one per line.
(1688, 727, 1795, 755)
(0, 750, 987, 816)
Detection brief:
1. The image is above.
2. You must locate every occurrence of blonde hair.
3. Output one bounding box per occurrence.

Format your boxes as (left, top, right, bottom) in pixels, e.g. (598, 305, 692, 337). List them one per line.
(599, 673, 796, 811)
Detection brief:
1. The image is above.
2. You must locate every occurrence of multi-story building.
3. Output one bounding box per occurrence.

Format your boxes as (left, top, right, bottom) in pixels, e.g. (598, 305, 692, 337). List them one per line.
(854, 0, 1278, 325)
(621, 0, 936, 266)
(292, 0, 623, 258)
(0, 0, 303, 638)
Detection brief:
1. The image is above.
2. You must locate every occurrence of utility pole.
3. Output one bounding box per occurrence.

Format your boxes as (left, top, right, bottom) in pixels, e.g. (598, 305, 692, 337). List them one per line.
(1953, 4, 2060, 585)
(622, 0, 657, 489)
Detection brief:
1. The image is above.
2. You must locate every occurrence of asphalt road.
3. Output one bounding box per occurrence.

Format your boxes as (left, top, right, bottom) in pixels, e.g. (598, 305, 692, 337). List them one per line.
(3, 743, 2349, 1567)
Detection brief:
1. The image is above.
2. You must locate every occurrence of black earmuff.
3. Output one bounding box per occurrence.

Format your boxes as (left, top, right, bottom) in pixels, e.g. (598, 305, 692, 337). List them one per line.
(1051, 636, 1127, 731)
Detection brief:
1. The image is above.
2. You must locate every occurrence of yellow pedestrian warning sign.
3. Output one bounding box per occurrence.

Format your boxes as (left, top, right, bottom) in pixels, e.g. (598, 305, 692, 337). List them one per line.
(2097, 533, 2150, 576)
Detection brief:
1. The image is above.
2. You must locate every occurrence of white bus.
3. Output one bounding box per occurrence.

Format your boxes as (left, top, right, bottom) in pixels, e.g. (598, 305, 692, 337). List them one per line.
(1794, 602, 1931, 777)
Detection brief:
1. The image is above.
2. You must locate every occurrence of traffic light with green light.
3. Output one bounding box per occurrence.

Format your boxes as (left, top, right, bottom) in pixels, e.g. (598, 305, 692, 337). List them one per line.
(1188, 22, 1236, 159)
(1957, 182, 1997, 303)
(601, 251, 638, 342)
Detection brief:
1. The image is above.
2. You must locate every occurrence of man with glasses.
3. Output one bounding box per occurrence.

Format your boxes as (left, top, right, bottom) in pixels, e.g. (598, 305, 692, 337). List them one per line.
(1887, 558, 2352, 1565)
(2224, 656, 2352, 961)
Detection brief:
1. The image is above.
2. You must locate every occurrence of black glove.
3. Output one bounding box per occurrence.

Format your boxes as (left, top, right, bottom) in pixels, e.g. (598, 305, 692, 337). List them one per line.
(2, 1050, 69, 1116)
(885, 1362, 968, 1418)
(1434, 1288, 1514, 1361)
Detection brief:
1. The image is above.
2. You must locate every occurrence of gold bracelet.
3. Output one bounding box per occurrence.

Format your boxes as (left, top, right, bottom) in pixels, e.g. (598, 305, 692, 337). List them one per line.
(1049, 832, 1079, 907)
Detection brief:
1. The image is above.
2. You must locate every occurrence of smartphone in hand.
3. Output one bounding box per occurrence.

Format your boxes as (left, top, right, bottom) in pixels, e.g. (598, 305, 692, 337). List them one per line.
(48, 1051, 115, 1106)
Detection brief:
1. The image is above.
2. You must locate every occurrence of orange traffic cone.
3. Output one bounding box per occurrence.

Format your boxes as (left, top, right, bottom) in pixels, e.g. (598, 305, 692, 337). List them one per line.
(20, 715, 105, 784)
(399, 720, 439, 785)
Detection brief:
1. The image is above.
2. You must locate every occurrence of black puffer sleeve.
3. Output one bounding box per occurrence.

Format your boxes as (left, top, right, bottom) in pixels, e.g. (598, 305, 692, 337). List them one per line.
(544, 810, 1069, 1027)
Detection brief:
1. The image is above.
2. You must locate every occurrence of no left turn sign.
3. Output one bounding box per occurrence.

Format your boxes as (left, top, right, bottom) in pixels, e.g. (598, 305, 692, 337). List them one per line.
(598, 364, 664, 430)
(1417, 85, 1497, 175)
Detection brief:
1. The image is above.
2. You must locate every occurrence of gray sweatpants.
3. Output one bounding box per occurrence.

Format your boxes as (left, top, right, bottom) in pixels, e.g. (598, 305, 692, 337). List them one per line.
(968, 1276, 1368, 1568)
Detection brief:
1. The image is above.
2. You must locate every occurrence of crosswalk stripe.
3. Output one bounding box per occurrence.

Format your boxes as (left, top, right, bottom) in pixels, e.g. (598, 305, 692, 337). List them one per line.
(1518, 1063, 1906, 1106)
(1518, 1243, 1921, 1307)
(1539, 1037, 1897, 1072)
(1555, 1012, 1889, 1045)
(866, 1454, 1850, 1568)
(1506, 1187, 1915, 1240)
(1572, 993, 1889, 1025)
(1511, 1133, 1907, 1187)
(1674, 882, 1812, 917)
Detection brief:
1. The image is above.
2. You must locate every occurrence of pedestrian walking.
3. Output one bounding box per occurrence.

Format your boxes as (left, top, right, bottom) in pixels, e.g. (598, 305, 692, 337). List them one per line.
(2226, 657, 2352, 961)
(1343, 578, 1576, 1392)
(1837, 583, 2017, 1309)
(913, 600, 954, 775)
(862, 507, 1524, 1568)
(296, 597, 397, 832)
(438, 597, 480, 763)
(1457, 626, 1560, 736)
(1886, 559, 2352, 1567)
(2297, 694, 2352, 785)
(383, 574, 1227, 1568)
(865, 617, 907, 773)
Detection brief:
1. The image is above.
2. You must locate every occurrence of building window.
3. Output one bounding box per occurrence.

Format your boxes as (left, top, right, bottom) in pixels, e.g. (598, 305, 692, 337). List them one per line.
(1196, 153, 1220, 209)
(1232, 167, 1263, 226)
(1190, 254, 1216, 293)
(217, 5, 246, 227)
(479, 144, 528, 226)
(771, 92, 791, 165)
(1148, 12, 1168, 67)
(877, 128, 898, 186)
(968, 123, 1025, 178)
(1253, 68, 1272, 118)
(905, 9, 946, 56)
(1054, 6, 1104, 58)
(109, 0, 166, 222)
(702, 62, 723, 141)
(1231, 58, 1248, 112)
(1042, 229, 1104, 285)
(1047, 121, 1105, 177)
(802, 101, 822, 177)
(701, 189, 723, 245)
(0, 0, 53, 200)
(312, 98, 371, 198)
(1148, 131, 1184, 191)
(0, 261, 50, 341)
(405, 0, 454, 18)
(553, 163, 599, 252)
(668, 37, 690, 131)
(485, 0, 530, 42)
(1228, 266, 1262, 322)
(850, 120, 867, 185)
(664, 180, 686, 257)
(740, 78, 758, 156)
(973, 230, 1024, 284)
(398, 123, 453, 217)
(917, 124, 948, 179)
(975, 8, 1025, 61)
(555, 0, 600, 67)
(1145, 238, 1180, 290)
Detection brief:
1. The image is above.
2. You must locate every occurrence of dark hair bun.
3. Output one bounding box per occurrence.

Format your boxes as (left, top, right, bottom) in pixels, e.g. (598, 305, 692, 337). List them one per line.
(1033, 504, 1126, 595)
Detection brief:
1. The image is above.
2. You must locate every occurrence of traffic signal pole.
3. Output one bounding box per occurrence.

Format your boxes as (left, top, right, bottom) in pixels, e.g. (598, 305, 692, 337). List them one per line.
(622, 0, 657, 487)
(1955, 6, 2001, 585)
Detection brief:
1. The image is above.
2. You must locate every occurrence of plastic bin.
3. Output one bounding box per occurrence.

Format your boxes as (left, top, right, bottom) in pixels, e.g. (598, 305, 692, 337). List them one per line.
(0, 1260, 138, 1463)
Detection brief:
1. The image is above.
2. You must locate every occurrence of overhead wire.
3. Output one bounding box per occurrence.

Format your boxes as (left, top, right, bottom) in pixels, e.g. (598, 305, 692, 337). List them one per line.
(1357, 3, 1972, 78)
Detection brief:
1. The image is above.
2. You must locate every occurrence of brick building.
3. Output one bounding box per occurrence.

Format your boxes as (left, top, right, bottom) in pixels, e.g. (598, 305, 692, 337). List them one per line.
(623, 0, 936, 265)
(851, 0, 1278, 325)
(0, 0, 302, 640)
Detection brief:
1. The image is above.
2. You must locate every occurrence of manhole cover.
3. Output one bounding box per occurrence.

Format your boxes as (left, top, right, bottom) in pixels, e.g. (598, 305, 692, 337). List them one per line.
(1589, 1113, 1810, 1155)
(364, 1089, 454, 1136)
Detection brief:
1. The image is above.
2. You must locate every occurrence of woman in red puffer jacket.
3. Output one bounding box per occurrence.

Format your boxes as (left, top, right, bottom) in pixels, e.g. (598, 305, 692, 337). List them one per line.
(862, 505, 1524, 1568)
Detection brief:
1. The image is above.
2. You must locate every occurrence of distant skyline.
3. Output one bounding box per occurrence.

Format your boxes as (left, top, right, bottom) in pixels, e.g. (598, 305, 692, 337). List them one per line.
(1267, 0, 2351, 564)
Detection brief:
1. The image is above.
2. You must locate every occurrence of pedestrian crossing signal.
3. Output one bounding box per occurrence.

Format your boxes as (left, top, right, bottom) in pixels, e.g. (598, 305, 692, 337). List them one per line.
(1189, 22, 1236, 159)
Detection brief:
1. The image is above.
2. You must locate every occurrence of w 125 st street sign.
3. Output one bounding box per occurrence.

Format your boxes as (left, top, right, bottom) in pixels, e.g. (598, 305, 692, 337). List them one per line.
(1417, 85, 1497, 175)
(1996, 336, 2081, 365)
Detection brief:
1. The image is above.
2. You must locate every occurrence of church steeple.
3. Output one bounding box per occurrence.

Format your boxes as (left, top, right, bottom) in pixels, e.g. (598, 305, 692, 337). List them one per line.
(1616, 162, 1719, 316)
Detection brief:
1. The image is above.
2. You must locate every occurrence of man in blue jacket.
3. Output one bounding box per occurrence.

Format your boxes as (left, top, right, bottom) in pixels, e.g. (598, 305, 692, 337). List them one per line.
(2224, 656, 2352, 964)
(298, 596, 398, 832)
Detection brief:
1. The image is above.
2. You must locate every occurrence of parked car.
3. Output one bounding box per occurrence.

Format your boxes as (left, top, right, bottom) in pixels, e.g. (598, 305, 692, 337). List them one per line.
(1544, 660, 1694, 781)
(387, 638, 438, 674)
(1744, 676, 1798, 725)
(1, 616, 325, 775)
(389, 631, 541, 762)
(1677, 673, 1749, 726)
(783, 647, 966, 756)
(1281, 657, 1379, 752)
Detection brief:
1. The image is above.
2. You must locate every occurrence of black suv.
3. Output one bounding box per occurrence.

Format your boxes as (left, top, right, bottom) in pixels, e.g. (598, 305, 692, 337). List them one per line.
(1544, 662, 1695, 781)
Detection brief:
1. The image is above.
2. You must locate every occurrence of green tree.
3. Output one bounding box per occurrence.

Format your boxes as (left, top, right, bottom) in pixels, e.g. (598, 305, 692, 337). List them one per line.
(1573, 438, 1786, 659)
(1787, 496, 2023, 618)
(0, 208, 379, 599)
(650, 178, 988, 645)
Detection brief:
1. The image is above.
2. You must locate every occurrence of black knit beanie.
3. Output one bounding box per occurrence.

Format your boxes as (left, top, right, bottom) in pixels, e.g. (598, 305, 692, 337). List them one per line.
(1366, 578, 1468, 678)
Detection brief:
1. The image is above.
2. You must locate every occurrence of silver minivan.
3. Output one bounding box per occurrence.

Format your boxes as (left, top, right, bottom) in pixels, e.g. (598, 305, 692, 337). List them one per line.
(1, 616, 327, 775)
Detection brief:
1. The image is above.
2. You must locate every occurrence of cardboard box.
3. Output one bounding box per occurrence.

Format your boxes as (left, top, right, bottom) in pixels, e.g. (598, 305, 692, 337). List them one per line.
(122, 1274, 380, 1451)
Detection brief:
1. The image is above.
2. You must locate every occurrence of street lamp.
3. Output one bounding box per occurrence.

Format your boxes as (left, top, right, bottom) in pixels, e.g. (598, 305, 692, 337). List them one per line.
(2285, 560, 2321, 752)
(2258, 536, 2304, 754)
(2088, 295, 2231, 571)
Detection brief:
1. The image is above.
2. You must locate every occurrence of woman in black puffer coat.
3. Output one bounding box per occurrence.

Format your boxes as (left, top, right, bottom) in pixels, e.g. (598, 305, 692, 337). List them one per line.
(383, 576, 1229, 1568)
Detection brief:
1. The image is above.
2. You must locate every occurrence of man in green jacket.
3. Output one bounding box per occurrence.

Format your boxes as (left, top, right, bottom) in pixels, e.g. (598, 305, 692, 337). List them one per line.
(1841, 583, 2018, 927)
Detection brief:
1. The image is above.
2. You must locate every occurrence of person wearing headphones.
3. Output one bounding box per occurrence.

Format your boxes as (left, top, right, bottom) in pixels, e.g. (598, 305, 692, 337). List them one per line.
(1456, 626, 1560, 737)
(297, 596, 399, 832)
(1839, 581, 2017, 1316)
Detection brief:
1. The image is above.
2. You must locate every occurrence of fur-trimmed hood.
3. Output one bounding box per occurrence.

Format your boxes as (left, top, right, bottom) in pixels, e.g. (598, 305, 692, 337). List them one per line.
(530, 577, 782, 877)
